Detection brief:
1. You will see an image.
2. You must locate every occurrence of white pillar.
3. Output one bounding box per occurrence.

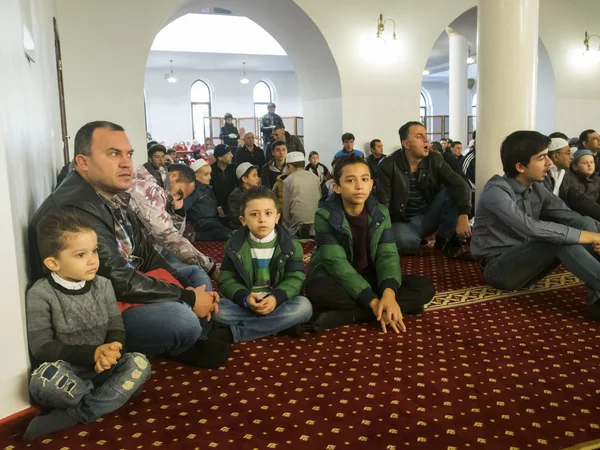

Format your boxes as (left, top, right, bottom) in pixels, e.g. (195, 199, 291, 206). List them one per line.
(447, 27, 469, 145)
(476, 0, 539, 196)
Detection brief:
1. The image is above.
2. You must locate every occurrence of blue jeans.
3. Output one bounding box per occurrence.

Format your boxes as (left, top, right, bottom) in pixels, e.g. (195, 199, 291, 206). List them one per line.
(122, 302, 207, 358)
(212, 296, 313, 342)
(484, 216, 600, 304)
(162, 249, 211, 290)
(392, 188, 458, 254)
(29, 353, 150, 424)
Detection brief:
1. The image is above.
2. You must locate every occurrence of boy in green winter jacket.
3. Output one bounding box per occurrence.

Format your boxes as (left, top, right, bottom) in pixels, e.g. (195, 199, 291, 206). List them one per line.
(306, 154, 435, 332)
(214, 186, 312, 341)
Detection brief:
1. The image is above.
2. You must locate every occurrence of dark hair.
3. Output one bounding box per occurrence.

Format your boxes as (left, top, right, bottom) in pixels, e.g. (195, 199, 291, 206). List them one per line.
(273, 125, 285, 133)
(272, 140, 286, 152)
(268, 102, 276, 109)
(148, 144, 166, 159)
(430, 141, 443, 153)
(398, 121, 423, 142)
(308, 151, 319, 158)
(287, 161, 305, 170)
(37, 210, 95, 260)
(450, 141, 463, 148)
(447, 138, 453, 144)
(167, 149, 177, 155)
(370, 139, 381, 149)
(500, 131, 551, 178)
(548, 132, 569, 141)
(147, 140, 158, 150)
(167, 163, 195, 184)
(341, 133, 355, 142)
(333, 153, 371, 185)
(224, 113, 233, 120)
(579, 129, 596, 148)
(440, 138, 448, 143)
(74, 121, 124, 158)
(240, 185, 279, 216)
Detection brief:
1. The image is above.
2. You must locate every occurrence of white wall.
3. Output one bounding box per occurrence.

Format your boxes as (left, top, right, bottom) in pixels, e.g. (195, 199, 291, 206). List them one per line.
(144, 68, 302, 145)
(422, 82, 450, 116)
(0, 0, 63, 418)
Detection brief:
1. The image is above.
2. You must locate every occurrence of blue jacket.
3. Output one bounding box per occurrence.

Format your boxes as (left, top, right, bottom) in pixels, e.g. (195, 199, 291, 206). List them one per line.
(184, 181, 220, 230)
(334, 149, 365, 159)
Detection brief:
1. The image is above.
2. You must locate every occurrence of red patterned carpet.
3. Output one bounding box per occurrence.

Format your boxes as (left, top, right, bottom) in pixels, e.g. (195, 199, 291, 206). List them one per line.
(2, 241, 600, 450)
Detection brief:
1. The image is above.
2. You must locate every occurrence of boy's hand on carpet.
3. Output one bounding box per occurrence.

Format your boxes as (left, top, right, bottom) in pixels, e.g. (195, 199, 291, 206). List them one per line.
(377, 292, 406, 334)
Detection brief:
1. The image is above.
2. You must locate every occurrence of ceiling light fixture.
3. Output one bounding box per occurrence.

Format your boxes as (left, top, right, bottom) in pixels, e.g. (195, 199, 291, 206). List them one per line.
(376, 14, 397, 43)
(583, 31, 600, 60)
(422, 69, 430, 76)
(240, 62, 250, 84)
(166, 60, 177, 83)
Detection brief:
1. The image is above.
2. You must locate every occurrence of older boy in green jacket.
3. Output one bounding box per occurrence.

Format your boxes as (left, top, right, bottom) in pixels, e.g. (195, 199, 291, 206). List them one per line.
(306, 154, 435, 332)
(214, 186, 312, 341)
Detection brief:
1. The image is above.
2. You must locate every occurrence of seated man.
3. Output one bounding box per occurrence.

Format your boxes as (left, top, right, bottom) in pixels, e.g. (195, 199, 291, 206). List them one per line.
(29, 121, 230, 368)
(266, 125, 305, 162)
(559, 149, 600, 221)
(305, 151, 331, 184)
(129, 161, 217, 285)
(24, 211, 151, 441)
(229, 162, 261, 229)
(306, 154, 435, 332)
(144, 144, 168, 188)
(334, 132, 365, 159)
(471, 131, 600, 321)
(210, 144, 237, 216)
(185, 159, 231, 241)
(281, 152, 321, 238)
(444, 141, 463, 173)
(377, 121, 472, 255)
(366, 139, 386, 182)
(261, 140, 287, 189)
(234, 132, 265, 169)
(215, 186, 312, 341)
(543, 137, 572, 195)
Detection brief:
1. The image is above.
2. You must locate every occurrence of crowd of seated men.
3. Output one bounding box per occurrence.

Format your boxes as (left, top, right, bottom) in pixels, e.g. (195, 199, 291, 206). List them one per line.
(23, 117, 600, 442)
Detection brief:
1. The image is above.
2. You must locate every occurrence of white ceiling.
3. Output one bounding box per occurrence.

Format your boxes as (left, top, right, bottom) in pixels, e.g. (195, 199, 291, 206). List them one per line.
(146, 51, 294, 72)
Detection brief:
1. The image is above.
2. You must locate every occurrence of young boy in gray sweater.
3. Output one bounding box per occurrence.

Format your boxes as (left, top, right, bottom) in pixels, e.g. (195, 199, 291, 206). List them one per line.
(24, 211, 151, 441)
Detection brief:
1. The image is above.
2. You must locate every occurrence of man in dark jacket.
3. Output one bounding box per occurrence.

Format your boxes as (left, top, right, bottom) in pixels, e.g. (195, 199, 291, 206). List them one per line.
(443, 141, 463, 173)
(266, 125, 305, 162)
(210, 144, 237, 215)
(366, 139, 386, 182)
(260, 102, 284, 150)
(219, 113, 240, 148)
(29, 121, 230, 369)
(377, 121, 472, 255)
(234, 132, 265, 169)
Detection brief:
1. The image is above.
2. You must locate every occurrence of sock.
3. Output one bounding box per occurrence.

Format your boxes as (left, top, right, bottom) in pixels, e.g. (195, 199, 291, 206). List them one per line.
(23, 409, 79, 442)
(208, 325, 234, 344)
(313, 307, 374, 332)
(170, 339, 231, 369)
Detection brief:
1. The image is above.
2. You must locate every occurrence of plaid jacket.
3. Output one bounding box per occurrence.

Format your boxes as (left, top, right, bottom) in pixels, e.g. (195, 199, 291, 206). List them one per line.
(129, 164, 215, 274)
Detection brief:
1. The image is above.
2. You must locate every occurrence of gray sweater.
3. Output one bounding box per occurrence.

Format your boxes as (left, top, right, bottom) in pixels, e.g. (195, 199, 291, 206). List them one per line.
(26, 275, 126, 368)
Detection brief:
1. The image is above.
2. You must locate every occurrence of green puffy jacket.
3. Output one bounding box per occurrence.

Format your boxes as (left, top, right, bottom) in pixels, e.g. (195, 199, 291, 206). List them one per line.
(219, 224, 305, 307)
(307, 194, 401, 308)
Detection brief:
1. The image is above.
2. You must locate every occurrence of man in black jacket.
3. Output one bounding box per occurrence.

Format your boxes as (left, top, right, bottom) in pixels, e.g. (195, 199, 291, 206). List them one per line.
(260, 102, 284, 150)
(377, 121, 472, 255)
(219, 113, 240, 148)
(234, 132, 265, 169)
(30, 121, 230, 368)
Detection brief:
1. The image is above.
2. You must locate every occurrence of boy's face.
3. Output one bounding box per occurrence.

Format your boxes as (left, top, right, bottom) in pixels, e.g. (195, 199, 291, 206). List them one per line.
(574, 155, 595, 176)
(309, 154, 319, 165)
(150, 151, 165, 168)
(343, 139, 354, 151)
(242, 168, 261, 188)
(240, 198, 280, 240)
(195, 165, 212, 184)
(44, 230, 99, 282)
(333, 162, 373, 208)
(517, 149, 552, 182)
(226, 118, 233, 125)
(272, 145, 287, 164)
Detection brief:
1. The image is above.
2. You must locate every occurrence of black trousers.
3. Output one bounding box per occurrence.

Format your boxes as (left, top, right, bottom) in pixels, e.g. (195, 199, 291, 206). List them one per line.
(305, 274, 435, 316)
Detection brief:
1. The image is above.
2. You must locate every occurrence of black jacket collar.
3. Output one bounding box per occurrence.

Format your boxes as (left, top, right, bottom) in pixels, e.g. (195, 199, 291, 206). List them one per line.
(143, 162, 165, 189)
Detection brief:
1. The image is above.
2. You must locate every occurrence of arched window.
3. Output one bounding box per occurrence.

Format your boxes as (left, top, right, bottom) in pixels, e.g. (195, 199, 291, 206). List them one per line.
(191, 80, 212, 144)
(253, 81, 272, 118)
(420, 92, 428, 123)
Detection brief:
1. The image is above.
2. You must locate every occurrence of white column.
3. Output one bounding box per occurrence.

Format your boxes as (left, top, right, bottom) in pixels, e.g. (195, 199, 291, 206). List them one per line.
(476, 0, 539, 196)
(446, 27, 469, 145)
